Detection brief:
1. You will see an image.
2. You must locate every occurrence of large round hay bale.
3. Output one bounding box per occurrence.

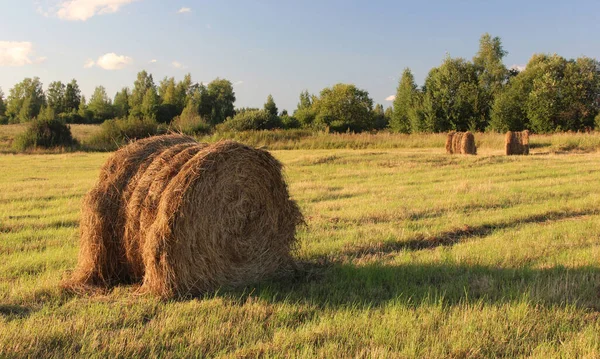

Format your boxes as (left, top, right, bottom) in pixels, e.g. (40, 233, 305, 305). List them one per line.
(72, 134, 196, 286)
(68, 136, 303, 298)
(141, 140, 303, 297)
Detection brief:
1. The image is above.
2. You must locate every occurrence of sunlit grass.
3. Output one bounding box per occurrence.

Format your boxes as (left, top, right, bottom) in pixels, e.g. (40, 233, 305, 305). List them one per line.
(1, 148, 600, 357)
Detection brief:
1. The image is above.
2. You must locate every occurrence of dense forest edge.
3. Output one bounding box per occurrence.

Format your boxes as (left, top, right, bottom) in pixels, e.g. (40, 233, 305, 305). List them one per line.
(0, 33, 599, 151)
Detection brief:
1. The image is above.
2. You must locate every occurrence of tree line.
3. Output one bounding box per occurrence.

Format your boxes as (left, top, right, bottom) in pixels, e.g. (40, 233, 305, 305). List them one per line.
(0, 33, 598, 133)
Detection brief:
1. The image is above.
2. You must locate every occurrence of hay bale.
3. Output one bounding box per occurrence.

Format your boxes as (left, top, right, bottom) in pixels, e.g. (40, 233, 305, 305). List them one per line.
(446, 131, 477, 155)
(71, 134, 196, 287)
(141, 141, 303, 297)
(460, 132, 477, 155)
(69, 136, 303, 298)
(505, 130, 530, 155)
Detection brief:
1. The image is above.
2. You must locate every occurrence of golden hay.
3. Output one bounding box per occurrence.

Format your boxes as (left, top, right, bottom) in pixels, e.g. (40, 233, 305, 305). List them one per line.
(505, 130, 530, 155)
(446, 131, 477, 155)
(68, 136, 303, 297)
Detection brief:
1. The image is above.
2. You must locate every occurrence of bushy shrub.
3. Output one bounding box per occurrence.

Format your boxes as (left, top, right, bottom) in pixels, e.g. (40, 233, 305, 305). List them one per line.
(217, 110, 282, 132)
(87, 117, 166, 151)
(13, 118, 76, 151)
(170, 114, 211, 135)
(280, 114, 301, 129)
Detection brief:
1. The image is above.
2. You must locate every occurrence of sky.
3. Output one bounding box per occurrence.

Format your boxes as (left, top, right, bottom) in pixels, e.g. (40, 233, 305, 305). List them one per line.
(0, 0, 599, 111)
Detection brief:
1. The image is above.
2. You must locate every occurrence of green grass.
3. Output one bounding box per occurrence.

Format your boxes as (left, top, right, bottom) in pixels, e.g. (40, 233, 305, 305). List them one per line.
(1, 147, 600, 357)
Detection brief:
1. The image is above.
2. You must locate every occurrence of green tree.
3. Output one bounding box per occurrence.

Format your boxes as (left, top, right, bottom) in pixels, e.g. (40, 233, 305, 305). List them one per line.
(46, 81, 66, 114)
(141, 87, 160, 120)
(129, 70, 156, 118)
(391, 68, 418, 133)
(88, 86, 113, 122)
(64, 79, 81, 113)
(297, 90, 312, 110)
(373, 103, 388, 130)
(206, 78, 236, 125)
(6, 77, 46, 122)
(174, 73, 193, 113)
(264, 94, 278, 117)
(312, 83, 374, 132)
(421, 57, 482, 132)
(113, 88, 131, 118)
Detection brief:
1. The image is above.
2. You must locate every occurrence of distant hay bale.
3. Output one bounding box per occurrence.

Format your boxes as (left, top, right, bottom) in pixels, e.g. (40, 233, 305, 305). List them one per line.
(68, 136, 303, 297)
(446, 131, 477, 155)
(505, 130, 530, 155)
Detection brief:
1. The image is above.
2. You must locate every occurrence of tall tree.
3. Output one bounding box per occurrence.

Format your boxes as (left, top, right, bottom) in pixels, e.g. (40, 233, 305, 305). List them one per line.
(391, 68, 418, 133)
(129, 70, 156, 118)
(64, 79, 81, 113)
(6, 77, 45, 122)
(297, 90, 312, 111)
(159, 77, 177, 105)
(421, 57, 482, 132)
(0, 88, 6, 123)
(264, 94, 278, 117)
(46, 81, 66, 114)
(141, 87, 160, 120)
(373, 103, 388, 130)
(113, 88, 131, 118)
(174, 73, 193, 113)
(206, 78, 236, 125)
(88, 86, 113, 122)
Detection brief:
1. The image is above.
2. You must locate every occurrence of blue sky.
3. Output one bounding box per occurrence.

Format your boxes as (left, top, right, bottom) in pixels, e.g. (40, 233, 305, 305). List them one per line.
(0, 0, 599, 111)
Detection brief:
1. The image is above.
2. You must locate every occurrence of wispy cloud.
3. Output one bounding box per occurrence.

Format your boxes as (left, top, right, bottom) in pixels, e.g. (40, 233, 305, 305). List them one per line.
(385, 95, 395, 101)
(149, 59, 157, 63)
(206, 24, 212, 29)
(83, 59, 95, 68)
(0, 41, 46, 67)
(85, 52, 133, 70)
(53, 0, 140, 21)
(172, 61, 187, 69)
(177, 7, 191, 14)
(233, 80, 244, 86)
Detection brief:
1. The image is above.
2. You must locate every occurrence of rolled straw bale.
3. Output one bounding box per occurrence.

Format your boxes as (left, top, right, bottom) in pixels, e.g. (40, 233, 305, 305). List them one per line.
(141, 140, 303, 297)
(460, 131, 477, 155)
(71, 134, 196, 286)
(446, 131, 477, 155)
(505, 130, 530, 155)
(69, 136, 303, 298)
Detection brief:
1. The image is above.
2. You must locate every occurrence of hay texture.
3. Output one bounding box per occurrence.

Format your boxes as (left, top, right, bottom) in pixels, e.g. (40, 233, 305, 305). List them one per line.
(69, 135, 303, 297)
(445, 131, 477, 155)
(505, 130, 530, 155)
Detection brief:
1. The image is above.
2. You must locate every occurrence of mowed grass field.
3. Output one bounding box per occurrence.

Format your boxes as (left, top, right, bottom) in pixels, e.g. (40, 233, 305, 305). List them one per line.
(1, 144, 600, 357)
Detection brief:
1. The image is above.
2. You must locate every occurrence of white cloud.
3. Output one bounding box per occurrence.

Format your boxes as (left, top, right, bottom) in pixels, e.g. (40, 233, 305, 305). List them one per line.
(510, 64, 526, 72)
(0, 41, 45, 67)
(85, 52, 132, 70)
(172, 61, 187, 69)
(385, 95, 395, 101)
(233, 81, 244, 86)
(83, 59, 95, 68)
(55, 0, 140, 21)
(177, 7, 191, 14)
(149, 59, 157, 63)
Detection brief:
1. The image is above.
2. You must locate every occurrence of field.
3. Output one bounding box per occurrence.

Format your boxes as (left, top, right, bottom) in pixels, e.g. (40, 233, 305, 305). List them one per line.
(1, 135, 600, 357)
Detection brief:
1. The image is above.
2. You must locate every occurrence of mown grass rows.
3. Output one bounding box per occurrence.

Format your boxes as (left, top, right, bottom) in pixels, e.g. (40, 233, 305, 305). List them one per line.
(1, 149, 600, 357)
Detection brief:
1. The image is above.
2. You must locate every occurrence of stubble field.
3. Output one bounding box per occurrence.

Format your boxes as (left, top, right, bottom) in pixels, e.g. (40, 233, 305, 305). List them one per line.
(1, 141, 600, 357)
